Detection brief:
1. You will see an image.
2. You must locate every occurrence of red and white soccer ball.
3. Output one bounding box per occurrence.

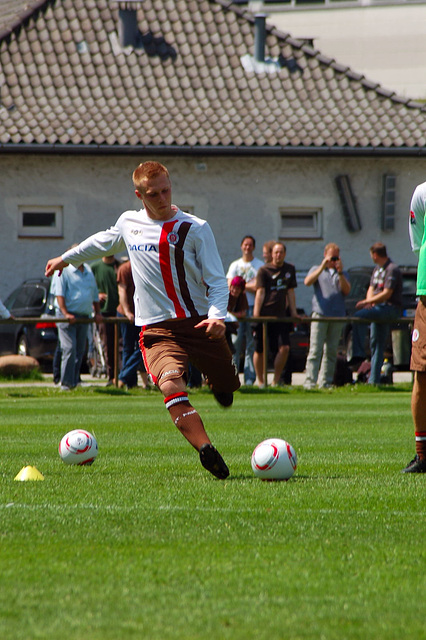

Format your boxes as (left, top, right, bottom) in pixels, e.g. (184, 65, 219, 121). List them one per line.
(251, 438, 297, 481)
(59, 429, 98, 466)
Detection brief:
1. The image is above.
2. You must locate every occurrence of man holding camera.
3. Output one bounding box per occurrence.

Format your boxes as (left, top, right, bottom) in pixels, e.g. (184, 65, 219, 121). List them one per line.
(303, 243, 351, 389)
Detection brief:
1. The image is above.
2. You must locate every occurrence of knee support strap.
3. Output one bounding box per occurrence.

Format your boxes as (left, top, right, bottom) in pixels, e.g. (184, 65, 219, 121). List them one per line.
(164, 392, 189, 410)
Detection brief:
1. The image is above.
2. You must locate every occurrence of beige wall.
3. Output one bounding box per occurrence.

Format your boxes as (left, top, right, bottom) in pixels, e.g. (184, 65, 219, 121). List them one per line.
(266, 4, 426, 100)
(1, 153, 424, 312)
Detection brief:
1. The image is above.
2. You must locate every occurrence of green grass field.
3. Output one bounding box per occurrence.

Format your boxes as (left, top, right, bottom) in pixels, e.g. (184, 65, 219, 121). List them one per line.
(1, 383, 425, 640)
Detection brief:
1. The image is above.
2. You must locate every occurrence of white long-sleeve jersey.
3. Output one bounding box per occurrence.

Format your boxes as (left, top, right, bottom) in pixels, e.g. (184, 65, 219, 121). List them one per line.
(409, 181, 426, 255)
(61, 206, 229, 326)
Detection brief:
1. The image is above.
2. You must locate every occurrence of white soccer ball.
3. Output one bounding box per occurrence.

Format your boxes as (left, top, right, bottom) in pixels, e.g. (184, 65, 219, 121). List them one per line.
(59, 429, 98, 466)
(251, 438, 297, 481)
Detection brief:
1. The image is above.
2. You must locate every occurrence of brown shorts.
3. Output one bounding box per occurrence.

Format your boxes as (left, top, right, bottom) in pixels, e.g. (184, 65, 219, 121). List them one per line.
(410, 297, 426, 372)
(139, 316, 240, 392)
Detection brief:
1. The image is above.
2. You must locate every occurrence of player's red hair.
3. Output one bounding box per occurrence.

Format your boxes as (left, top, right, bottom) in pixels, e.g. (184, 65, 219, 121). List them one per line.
(132, 161, 169, 191)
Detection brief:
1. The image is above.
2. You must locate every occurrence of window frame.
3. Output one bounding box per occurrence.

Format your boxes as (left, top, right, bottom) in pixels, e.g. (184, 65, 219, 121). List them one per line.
(279, 207, 323, 240)
(17, 205, 64, 238)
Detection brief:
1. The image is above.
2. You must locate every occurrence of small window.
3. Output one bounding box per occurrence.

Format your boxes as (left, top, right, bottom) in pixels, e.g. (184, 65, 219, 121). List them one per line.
(280, 208, 322, 239)
(18, 205, 63, 238)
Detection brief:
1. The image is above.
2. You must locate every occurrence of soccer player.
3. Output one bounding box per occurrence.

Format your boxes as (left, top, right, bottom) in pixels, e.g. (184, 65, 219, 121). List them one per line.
(403, 182, 426, 472)
(45, 161, 240, 479)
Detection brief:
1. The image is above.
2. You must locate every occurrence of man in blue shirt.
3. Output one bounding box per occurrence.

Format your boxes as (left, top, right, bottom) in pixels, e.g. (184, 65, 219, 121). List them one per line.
(303, 243, 351, 389)
(53, 262, 102, 390)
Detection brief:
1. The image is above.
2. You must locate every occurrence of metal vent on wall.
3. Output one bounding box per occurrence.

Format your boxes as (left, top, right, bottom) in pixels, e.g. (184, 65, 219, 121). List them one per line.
(335, 175, 362, 232)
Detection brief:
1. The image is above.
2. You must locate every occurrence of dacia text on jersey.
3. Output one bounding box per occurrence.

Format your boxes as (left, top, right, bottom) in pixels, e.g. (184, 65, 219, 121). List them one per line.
(128, 244, 158, 252)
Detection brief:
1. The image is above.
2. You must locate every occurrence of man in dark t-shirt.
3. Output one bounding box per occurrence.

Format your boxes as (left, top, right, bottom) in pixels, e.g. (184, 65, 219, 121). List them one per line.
(253, 242, 298, 386)
(349, 242, 402, 385)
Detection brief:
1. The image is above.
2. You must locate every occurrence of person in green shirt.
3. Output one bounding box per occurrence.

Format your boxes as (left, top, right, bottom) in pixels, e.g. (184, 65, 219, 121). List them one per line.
(91, 256, 120, 384)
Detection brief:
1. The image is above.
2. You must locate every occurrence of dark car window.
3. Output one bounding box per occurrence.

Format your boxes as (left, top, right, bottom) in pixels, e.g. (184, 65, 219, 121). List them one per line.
(348, 275, 370, 299)
(8, 287, 32, 310)
(8, 285, 47, 311)
(402, 275, 417, 297)
(26, 286, 47, 308)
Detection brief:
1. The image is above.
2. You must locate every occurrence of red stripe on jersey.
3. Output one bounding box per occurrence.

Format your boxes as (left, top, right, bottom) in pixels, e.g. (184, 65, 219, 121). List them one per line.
(159, 221, 186, 317)
(175, 222, 197, 316)
(139, 327, 157, 384)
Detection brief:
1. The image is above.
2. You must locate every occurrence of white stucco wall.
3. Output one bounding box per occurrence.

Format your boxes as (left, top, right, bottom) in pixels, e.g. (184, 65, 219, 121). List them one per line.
(1, 153, 424, 313)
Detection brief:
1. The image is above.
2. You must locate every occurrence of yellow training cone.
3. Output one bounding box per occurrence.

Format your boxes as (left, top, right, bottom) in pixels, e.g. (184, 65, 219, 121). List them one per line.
(14, 466, 45, 481)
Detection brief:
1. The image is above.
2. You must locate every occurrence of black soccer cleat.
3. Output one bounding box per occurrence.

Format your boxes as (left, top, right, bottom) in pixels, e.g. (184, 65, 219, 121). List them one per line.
(212, 391, 233, 408)
(199, 443, 230, 479)
(401, 455, 426, 473)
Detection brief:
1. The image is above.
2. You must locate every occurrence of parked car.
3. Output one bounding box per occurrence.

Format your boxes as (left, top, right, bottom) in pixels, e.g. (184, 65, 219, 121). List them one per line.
(0, 278, 58, 369)
(341, 265, 417, 370)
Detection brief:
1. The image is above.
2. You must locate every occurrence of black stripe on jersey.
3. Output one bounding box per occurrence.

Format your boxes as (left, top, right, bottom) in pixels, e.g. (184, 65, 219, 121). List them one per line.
(175, 222, 197, 317)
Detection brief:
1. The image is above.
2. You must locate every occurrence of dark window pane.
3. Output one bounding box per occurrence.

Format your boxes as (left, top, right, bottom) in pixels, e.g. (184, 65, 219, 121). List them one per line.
(22, 212, 56, 227)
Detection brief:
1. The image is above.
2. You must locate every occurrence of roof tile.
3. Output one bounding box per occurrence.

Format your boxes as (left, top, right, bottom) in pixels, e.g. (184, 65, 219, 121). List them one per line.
(0, 0, 425, 151)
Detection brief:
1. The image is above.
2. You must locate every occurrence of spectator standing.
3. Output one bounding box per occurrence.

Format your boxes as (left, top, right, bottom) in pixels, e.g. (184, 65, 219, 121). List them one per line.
(91, 256, 120, 384)
(262, 240, 276, 264)
(53, 264, 102, 390)
(225, 276, 248, 353)
(226, 236, 263, 385)
(116, 259, 148, 389)
(402, 182, 426, 472)
(349, 242, 402, 385)
(303, 243, 351, 389)
(45, 160, 240, 479)
(253, 242, 298, 386)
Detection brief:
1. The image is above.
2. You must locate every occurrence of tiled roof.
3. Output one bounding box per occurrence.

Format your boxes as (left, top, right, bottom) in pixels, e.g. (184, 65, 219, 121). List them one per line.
(0, 0, 425, 152)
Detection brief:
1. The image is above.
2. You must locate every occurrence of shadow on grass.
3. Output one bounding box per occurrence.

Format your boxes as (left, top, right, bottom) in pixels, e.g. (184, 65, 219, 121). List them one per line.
(91, 387, 131, 396)
(238, 383, 412, 395)
(227, 473, 326, 482)
(3, 392, 36, 399)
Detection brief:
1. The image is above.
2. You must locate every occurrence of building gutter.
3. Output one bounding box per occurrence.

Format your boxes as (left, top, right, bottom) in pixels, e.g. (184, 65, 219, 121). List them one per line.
(0, 143, 425, 157)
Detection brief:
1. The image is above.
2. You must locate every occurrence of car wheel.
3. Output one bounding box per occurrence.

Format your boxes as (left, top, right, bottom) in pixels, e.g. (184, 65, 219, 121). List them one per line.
(17, 334, 29, 357)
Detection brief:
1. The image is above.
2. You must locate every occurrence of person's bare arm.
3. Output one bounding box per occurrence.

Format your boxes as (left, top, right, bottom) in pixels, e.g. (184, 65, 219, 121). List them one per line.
(45, 256, 69, 277)
(356, 287, 393, 309)
(304, 259, 328, 287)
(253, 288, 265, 317)
(56, 294, 75, 324)
(118, 283, 135, 322)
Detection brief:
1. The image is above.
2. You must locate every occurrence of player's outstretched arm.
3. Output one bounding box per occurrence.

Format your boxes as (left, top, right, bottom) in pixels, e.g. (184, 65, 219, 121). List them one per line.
(45, 256, 69, 277)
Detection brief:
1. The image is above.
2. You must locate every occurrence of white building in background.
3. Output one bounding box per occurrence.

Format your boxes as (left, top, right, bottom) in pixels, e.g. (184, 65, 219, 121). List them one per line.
(2, 0, 426, 316)
(247, 0, 426, 100)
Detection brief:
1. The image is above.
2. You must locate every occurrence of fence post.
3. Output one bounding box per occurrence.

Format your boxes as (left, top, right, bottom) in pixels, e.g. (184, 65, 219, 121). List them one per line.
(262, 319, 269, 388)
(114, 321, 119, 387)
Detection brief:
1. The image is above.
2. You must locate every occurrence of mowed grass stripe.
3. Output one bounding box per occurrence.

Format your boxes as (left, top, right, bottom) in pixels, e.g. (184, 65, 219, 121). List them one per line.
(1, 386, 425, 640)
